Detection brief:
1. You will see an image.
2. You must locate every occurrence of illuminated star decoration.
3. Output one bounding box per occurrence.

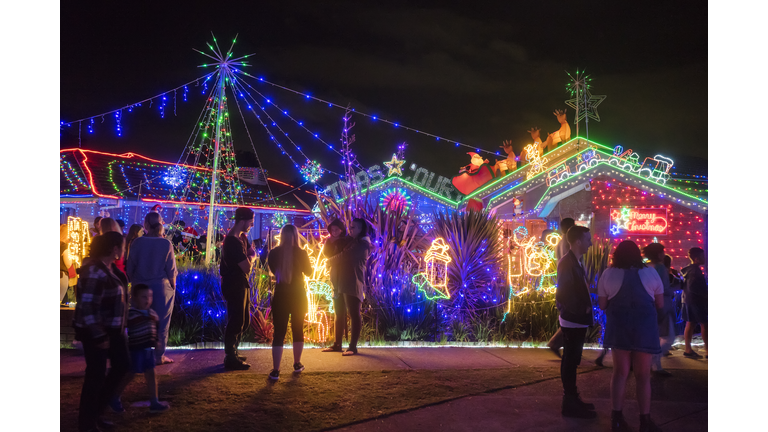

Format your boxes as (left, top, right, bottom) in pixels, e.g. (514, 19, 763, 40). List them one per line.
(383, 154, 405, 177)
(564, 70, 607, 122)
(300, 160, 324, 183)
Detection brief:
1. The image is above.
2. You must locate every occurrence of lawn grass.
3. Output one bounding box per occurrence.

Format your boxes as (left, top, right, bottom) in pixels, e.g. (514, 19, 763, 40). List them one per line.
(60, 366, 593, 431)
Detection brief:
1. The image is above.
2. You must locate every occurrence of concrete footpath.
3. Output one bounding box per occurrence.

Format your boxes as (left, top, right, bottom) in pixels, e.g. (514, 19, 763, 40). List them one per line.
(61, 347, 708, 431)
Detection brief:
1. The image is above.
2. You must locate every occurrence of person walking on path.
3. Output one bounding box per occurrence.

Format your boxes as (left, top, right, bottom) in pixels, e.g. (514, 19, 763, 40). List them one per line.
(643, 243, 676, 377)
(598, 241, 664, 432)
(555, 225, 597, 419)
(126, 212, 177, 366)
(325, 218, 374, 356)
(73, 232, 130, 432)
(267, 224, 313, 380)
(547, 217, 575, 358)
(219, 207, 257, 370)
(681, 247, 708, 359)
(108, 284, 171, 414)
(321, 218, 353, 353)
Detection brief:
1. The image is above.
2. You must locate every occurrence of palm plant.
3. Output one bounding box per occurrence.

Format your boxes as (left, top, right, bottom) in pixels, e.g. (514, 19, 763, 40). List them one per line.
(432, 210, 505, 323)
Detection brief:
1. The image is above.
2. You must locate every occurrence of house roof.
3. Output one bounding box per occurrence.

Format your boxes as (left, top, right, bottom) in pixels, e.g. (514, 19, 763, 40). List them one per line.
(480, 139, 708, 216)
(59, 148, 313, 214)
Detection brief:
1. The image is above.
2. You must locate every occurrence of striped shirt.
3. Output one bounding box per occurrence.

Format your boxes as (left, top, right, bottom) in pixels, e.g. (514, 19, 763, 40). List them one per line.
(73, 260, 128, 345)
(127, 307, 159, 350)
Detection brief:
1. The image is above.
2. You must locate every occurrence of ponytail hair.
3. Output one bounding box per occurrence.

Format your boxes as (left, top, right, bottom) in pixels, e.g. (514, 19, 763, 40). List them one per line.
(144, 212, 164, 236)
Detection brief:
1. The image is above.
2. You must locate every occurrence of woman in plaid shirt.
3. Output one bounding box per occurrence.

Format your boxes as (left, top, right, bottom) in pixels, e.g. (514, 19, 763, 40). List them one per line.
(73, 232, 130, 432)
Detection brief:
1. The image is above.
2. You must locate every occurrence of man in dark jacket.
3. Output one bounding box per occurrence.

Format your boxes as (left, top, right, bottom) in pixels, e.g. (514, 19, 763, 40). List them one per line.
(321, 218, 353, 352)
(555, 225, 596, 419)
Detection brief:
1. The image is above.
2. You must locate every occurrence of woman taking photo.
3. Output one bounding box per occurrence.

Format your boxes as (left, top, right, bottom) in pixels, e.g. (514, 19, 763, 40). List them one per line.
(127, 212, 177, 366)
(325, 218, 374, 356)
(73, 232, 130, 432)
(267, 224, 312, 380)
(598, 241, 664, 432)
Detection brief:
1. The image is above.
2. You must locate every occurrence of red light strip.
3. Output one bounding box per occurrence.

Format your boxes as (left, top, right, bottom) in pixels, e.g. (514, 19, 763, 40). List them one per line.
(60, 148, 299, 201)
(139, 198, 309, 213)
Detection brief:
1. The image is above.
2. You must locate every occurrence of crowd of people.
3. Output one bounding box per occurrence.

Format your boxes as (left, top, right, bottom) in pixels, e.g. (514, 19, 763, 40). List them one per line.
(68, 209, 707, 432)
(553, 218, 708, 432)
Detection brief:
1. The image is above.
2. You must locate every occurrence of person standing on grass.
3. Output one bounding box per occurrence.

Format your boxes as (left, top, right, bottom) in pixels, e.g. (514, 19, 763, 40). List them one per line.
(267, 224, 313, 380)
(326, 218, 375, 356)
(127, 212, 177, 366)
(219, 207, 257, 370)
(321, 218, 353, 353)
(547, 217, 576, 358)
(643, 243, 676, 377)
(681, 247, 708, 359)
(598, 241, 664, 432)
(555, 225, 596, 419)
(108, 284, 170, 414)
(73, 232, 130, 432)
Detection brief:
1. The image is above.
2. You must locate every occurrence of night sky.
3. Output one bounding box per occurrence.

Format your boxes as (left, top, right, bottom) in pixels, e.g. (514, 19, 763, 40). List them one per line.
(60, 1, 708, 186)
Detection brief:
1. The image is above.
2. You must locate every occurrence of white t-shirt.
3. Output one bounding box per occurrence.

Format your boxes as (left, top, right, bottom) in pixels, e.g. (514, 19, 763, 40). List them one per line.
(597, 267, 663, 301)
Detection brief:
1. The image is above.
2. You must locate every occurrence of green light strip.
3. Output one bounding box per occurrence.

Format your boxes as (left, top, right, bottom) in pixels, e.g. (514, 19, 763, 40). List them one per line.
(336, 176, 461, 207)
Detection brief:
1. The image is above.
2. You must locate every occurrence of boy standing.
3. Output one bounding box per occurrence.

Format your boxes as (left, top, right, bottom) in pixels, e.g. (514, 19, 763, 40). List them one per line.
(110, 284, 170, 413)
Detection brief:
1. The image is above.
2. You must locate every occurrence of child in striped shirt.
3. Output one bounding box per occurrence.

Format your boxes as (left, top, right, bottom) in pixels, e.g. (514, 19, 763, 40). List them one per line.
(109, 284, 170, 413)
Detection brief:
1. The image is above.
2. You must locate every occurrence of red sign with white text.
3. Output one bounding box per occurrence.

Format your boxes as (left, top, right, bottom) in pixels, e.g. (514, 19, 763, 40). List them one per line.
(609, 207, 668, 236)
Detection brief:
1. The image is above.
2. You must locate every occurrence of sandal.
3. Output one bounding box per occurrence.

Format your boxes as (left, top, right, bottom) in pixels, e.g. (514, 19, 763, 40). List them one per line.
(342, 348, 358, 356)
(322, 345, 343, 352)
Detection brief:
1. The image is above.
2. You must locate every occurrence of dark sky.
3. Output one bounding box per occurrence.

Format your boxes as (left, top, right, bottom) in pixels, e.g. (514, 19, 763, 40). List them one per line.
(60, 1, 707, 186)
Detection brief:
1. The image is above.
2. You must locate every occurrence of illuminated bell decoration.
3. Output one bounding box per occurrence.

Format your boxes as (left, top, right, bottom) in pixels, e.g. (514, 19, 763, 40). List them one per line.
(300, 160, 324, 183)
(380, 188, 412, 214)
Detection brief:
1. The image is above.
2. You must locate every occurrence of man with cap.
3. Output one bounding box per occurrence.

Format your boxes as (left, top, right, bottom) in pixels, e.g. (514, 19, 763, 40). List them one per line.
(220, 207, 257, 370)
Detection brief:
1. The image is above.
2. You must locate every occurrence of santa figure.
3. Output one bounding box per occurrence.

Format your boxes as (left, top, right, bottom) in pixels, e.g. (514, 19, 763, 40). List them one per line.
(461, 152, 489, 174)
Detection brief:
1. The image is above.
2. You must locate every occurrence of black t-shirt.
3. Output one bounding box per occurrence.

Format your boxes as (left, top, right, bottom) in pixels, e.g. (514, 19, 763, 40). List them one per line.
(220, 235, 249, 289)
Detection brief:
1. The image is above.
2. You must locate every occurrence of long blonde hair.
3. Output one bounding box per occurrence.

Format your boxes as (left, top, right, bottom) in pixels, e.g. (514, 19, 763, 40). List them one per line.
(275, 224, 299, 284)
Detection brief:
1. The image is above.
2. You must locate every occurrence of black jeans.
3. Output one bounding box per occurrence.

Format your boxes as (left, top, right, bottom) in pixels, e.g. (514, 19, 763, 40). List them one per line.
(560, 326, 588, 396)
(223, 285, 250, 356)
(78, 329, 130, 431)
(271, 284, 308, 347)
(332, 294, 362, 349)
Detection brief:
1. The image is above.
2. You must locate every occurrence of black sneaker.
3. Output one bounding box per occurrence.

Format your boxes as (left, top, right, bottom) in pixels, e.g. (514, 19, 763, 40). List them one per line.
(293, 362, 305, 373)
(611, 411, 632, 432)
(268, 369, 280, 380)
(224, 356, 251, 370)
(235, 351, 247, 362)
(683, 350, 703, 359)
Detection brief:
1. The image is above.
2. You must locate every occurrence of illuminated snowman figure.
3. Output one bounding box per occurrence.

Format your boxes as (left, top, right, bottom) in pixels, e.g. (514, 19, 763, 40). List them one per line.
(412, 238, 453, 300)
